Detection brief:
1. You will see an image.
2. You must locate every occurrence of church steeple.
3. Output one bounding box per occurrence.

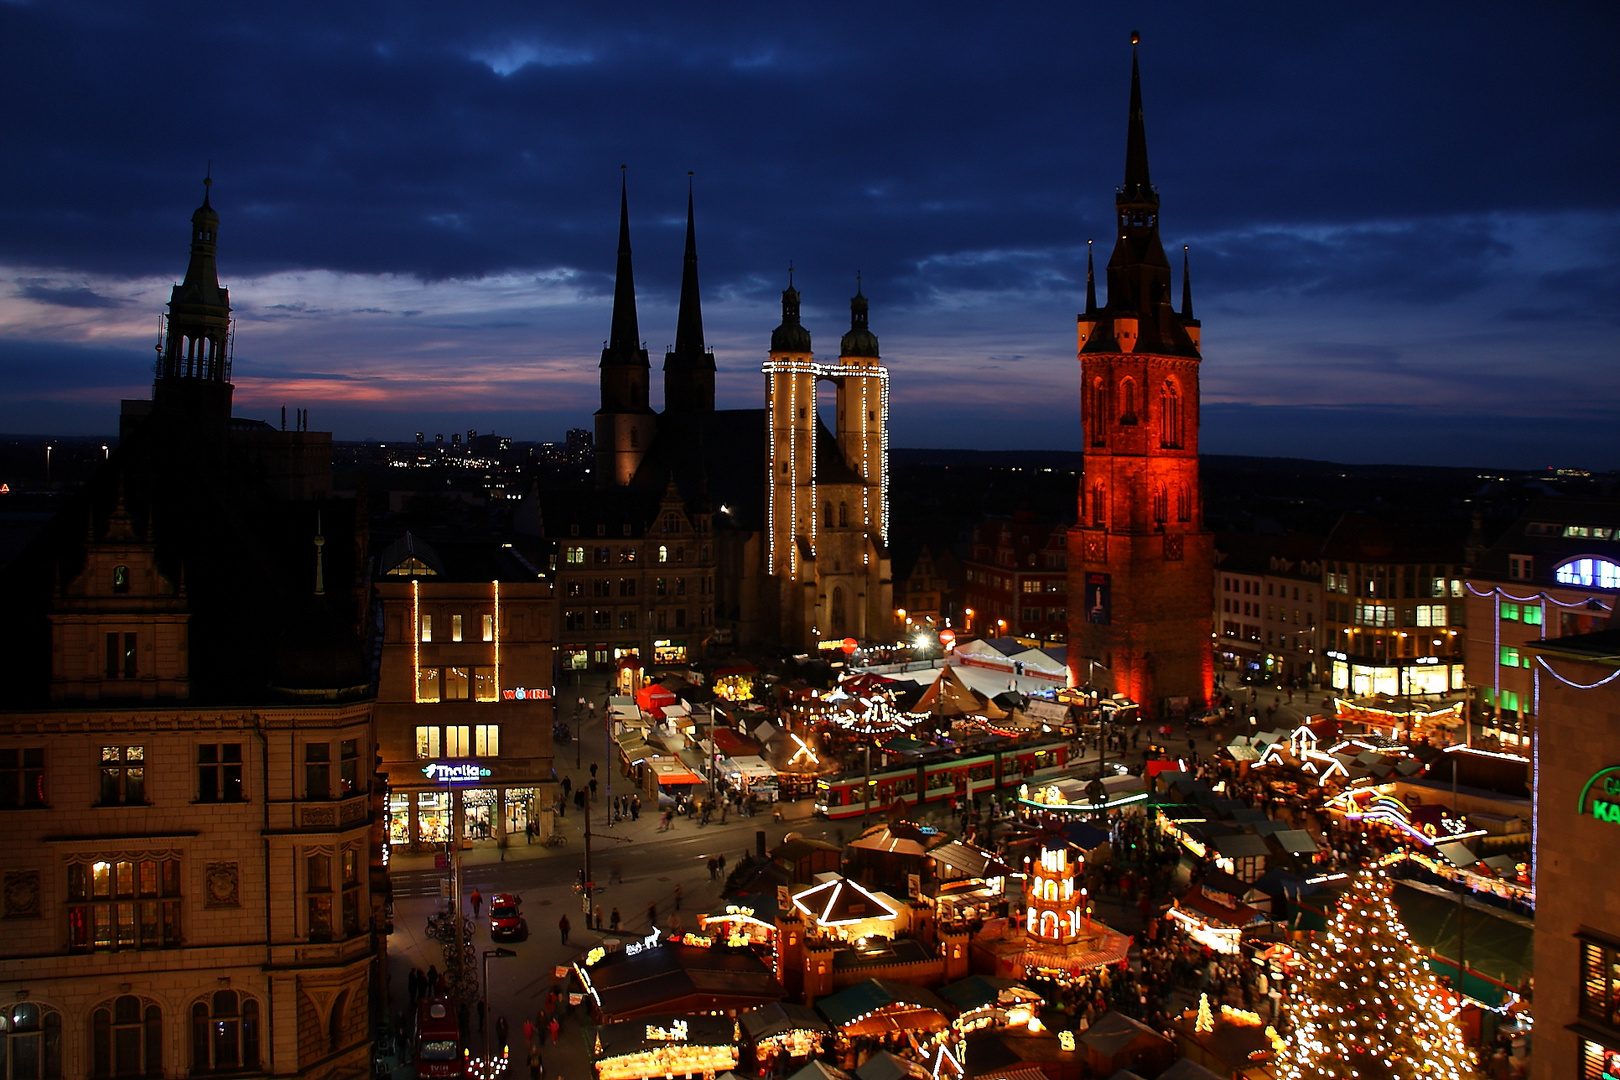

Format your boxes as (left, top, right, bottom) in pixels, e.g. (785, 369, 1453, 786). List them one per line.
(840, 278, 880, 359)
(1085, 239, 1097, 314)
(663, 174, 715, 413)
(1094, 33, 1198, 359)
(602, 169, 647, 373)
(771, 270, 812, 354)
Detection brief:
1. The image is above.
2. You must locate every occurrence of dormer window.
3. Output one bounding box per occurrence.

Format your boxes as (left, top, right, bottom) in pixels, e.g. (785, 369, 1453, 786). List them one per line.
(112, 565, 130, 594)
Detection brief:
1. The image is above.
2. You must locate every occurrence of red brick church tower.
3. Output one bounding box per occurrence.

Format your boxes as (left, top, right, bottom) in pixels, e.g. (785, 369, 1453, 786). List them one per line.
(1066, 35, 1214, 716)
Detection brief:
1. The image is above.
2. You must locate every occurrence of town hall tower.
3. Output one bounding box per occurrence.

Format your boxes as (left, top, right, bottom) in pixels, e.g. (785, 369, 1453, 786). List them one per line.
(1067, 36, 1214, 715)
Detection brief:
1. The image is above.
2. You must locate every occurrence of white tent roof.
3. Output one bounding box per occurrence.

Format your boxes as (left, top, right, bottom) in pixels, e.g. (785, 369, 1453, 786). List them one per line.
(1006, 648, 1066, 676)
(952, 638, 1013, 660)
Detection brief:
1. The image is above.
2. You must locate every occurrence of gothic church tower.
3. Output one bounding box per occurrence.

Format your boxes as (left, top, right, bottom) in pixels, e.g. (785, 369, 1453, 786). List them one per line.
(595, 172, 657, 487)
(1066, 36, 1214, 715)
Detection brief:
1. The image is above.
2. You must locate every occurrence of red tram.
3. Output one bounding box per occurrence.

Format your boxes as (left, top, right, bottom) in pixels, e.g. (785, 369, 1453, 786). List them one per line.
(813, 739, 1071, 819)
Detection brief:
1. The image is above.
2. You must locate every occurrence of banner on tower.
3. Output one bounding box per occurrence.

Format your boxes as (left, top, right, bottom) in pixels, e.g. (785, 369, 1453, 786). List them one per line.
(1085, 573, 1111, 625)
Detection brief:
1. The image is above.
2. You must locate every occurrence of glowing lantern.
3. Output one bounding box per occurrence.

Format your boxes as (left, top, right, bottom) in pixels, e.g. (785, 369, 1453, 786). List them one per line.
(841, 638, 858, 655)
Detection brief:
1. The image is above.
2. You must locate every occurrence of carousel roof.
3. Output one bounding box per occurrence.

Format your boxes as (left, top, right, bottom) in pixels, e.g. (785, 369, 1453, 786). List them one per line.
(792, 876, 899, 926)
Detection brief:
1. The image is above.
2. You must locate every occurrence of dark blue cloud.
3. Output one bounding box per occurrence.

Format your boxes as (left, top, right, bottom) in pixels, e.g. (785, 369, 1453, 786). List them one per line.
(14, 280, 126, 308)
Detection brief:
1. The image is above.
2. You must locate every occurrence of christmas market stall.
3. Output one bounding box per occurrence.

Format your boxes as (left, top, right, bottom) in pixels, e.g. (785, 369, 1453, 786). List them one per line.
(1168, 870, 1270, 955)
(814, 978, 951, 1046)
(739, 1002, 833, 1071)
(1332, 693, 1465, 744)
(696, 893, 779, 948)
(1169, 994, 1283, 1080)
(574, 934, 783, 1022)
(592, 1015, 739, 1080)
(937, 976, 1044, 1034)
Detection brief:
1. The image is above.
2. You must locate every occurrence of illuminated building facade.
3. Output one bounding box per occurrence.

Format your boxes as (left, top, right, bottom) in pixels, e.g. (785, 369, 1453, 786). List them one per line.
(1213, 533, 1324, 684)
(764, 284, 893, 649)
(372, 533, 555, 849)
(1066, 39, 1213, 714)
(963, 514, 1069, 643)
(1319, 512, 1471, 696)
(0, 183, 379, 1080)
(1464, 499, 1620, 750)
(1525, 618, 1620, 1080)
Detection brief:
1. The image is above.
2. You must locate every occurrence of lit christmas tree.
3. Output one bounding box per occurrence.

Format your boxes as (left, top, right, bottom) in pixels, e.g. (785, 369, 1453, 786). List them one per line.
(1275, 867, 1479, 1080)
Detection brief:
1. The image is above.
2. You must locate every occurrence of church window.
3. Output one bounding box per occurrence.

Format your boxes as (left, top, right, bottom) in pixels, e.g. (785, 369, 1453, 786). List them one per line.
(657, 545, 668, 563)
(1091, 486, 1106, 527)
(824, 502, 833, 529)
(839, 503, 848, 527)
(112, 565, 129, 594)
(2, 1002, 63, 1080)
(1152, 486, 1168, 523)
(1090, 378, 1106, 446)
(1120, 378, 1138, 424)
(1176, 485, 1191, 522)
(90, 996, 162, 1077)
(1160, 380, 1182, 448)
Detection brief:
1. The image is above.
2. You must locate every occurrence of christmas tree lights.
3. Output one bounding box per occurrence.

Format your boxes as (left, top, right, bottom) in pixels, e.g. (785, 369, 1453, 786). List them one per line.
(1275, 867, 1480, 1080)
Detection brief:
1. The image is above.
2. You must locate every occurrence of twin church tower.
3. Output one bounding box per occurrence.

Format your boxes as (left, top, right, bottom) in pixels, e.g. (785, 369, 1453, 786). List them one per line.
(593, 174, 893, 648)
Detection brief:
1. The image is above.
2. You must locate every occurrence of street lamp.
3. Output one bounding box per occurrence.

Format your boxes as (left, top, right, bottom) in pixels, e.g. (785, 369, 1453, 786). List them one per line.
(964, 608, 974, 634)
(478, 947, 518, 1063)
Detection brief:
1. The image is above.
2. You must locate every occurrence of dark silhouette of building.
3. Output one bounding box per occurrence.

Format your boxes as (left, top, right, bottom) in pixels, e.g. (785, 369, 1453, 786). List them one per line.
(1067, 35, 1214, 716)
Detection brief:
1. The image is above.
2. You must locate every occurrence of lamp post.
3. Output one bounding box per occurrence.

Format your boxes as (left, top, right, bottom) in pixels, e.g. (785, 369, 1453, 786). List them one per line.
(480, 947, 518, 1059)
(964, 608, 974, 635)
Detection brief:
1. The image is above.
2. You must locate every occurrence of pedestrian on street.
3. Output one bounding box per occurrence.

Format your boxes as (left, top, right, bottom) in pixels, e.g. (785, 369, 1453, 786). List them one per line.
(588, 778, 597, 800)
(707, 857, 717, 880)
(471, 889, 483, 919)
(525, 821, 535, 844)
(674, 884, 682, 910)
(632, 794, 641, 820)
(590, 763, 598, 778)
(523, 1020, 536, 1046)
(528, 1044, 542, 1080)
(594, 903, 603, 930)
(547, 1017, 560, 1045)
(558, 913, 570, 945)
(610, 907, 620, 931)
(496, 1016, 509, 1051)
(717, 854, 726, 877)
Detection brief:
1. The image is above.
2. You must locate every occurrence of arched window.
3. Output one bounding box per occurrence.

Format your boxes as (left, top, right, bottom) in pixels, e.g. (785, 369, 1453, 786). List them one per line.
(91, 996, 160, 1078)
(1152, 485, 1168, 523)
(1089, 378, 1106, 446)
(1119, 378, 1138, 424)
(657, 545, 668, 564)
(1555, 557, 1620, 589)
(2, 1003, 63, 1080)
(1176, 485, 1192, 523)
(1160, 379, 1182, 448)
(824, 502, 833, 529)
(629, 428, 638, 449)
(191, 992, 260, 1073)
(838, 503, 848, 528)
(327, 991, 348, 1055)
(831, 587, 846, 633)
(1091, 485, 1106, 527)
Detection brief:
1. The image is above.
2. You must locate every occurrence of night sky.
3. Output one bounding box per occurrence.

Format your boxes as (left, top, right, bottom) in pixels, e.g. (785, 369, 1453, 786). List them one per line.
(2, 2, 1617, 467)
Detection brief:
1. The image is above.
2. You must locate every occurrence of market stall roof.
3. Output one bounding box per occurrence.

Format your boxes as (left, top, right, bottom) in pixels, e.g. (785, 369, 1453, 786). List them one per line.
(1080, 1011, 1168, 1058)
(727, 755, 777, 779)
(786, 1062, 851, 1080)
(1006, 648, 1066, 677)
(1270, 829, 1319, 856)
(952, 638, 1012, 660)
(792, 876, 899, 926)
(740, 1002, 833, 1042)
(937, 975, 1043, 1014)
(814, 979, 952, 1032)
(1156, 1059, 1224, 1080)
(928, 840, 1011, 880)
(855, 1051, 929, 1080)
(1212, 834, 1271, 860)
(714, 728, 762, 756)
(1019, 925, 1133, 973)
(916, 664, 1006, 719)
(1022, 698, 1072, 725)
(713, 662, 759, 677)
(703, 891, 779, 925)
(849, 821, 933, 857)
(580, 942, 782, 1020)
(648, 760, 705, 786)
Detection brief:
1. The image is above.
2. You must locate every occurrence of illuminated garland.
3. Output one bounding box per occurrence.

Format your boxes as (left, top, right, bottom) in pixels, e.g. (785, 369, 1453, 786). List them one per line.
(1534, 654, 1620, 689)
(1465, 582, 1612, 610)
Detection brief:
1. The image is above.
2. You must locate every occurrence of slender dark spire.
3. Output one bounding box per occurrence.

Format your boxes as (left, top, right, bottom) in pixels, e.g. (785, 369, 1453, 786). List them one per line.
(672, 174, 705, 360)
(604, 167, 644, 365)
(1085, 239, 1097, 314)
(1121, 31, 1155, 208)
(1181, 244, 1193, 319)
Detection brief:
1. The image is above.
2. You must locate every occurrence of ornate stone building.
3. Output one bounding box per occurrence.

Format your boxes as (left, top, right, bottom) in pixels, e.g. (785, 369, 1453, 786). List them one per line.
(1067, 39, 1214, 716)
(0, 182, 380, 1080)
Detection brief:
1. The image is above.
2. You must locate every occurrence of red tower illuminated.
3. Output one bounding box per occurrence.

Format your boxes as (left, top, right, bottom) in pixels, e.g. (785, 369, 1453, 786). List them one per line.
(1066, 34, 1214, 716)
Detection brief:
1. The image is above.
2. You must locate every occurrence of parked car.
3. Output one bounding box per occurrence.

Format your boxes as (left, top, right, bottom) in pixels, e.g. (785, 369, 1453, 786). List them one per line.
(489, 893, 527, 941)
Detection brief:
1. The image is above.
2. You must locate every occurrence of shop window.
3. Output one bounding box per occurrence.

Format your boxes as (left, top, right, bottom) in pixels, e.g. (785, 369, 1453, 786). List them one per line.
(90, 996, 161, 1078)
(304, 744, 331, 800)
(190, 991, 258, 1073)
(0, 748, 46, 809)
(99, 746, 145, 806)
(419, 615, 433, 643)
(68, 860, 181, 951)
(451, 615, 463, 642)
(197, 744, 244, 803)
(482, 614, 495, 642)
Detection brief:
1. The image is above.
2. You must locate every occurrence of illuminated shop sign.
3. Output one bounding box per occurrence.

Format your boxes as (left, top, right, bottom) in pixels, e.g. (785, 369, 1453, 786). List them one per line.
(501, 687, 552, 701)
(422, 762, 493, 783)
(1579, 766, 1620, 823)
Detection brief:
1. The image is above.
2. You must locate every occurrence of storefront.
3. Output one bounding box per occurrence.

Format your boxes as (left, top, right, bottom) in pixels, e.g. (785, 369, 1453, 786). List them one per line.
(384, 764, 546, 850)
(652, 638, 687, 664)
(739, 1004, 830, 1071)
(592, 1015, 739, 1080)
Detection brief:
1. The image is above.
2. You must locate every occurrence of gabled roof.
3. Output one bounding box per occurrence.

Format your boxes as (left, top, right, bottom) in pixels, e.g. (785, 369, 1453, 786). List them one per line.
(1080, 1011, 1168, 1057)
(792, 876, 898, 926)
(814, 979, 950, 1030)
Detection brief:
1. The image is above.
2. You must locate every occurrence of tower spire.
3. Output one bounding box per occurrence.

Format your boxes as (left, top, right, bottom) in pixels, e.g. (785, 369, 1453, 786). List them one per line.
(664, 172, 715, 412)
(1121, 31, 1154, 207)
(1085, 239, 1097, 314)
(604, 166, 643, 365)
(1181, 244, 1193, 319)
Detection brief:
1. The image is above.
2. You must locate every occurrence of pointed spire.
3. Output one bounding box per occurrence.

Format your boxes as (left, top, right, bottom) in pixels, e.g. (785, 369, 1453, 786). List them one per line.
(841, 276, 879, 359)
(1121, 31, 1155, 207)
(671, 172, 706, 360)
(1181, 244, 1194, 319)
(772, 268, 812, 353)
(605, 166, 644, 364)
(1085, 239, 1097, 314)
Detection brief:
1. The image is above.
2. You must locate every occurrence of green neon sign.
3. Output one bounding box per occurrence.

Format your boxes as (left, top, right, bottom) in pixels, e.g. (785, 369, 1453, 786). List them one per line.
(1577, 766, 1620, 823)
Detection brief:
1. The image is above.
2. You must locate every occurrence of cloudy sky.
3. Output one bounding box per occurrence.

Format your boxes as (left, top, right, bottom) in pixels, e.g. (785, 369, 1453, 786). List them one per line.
(2, 1, 1617, 467)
